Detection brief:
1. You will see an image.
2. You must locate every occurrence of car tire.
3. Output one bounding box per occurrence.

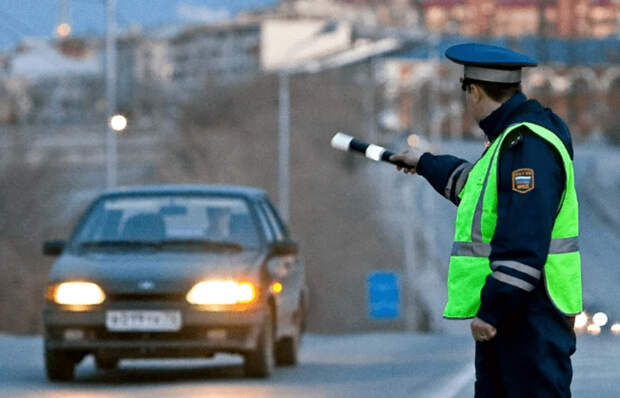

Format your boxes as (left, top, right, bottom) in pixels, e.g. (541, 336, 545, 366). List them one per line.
(45, 348, 76, 382)
(243, 313, 275, 378)
(275, 305, 303, 366)
(95, 355, 119, 370)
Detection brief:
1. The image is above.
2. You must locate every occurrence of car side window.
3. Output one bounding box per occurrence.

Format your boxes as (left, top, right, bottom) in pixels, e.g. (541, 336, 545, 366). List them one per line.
(254, 204, 275, 243)
(261, 201, 285, 241)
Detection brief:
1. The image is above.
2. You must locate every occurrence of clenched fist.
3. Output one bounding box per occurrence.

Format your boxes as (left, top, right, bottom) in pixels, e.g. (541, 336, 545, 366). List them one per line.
(470, 317, 497, 342)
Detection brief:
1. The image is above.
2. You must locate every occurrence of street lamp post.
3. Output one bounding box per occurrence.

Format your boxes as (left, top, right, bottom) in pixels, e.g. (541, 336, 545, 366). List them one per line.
(278, 70, 291, 222)
(105, 0, 118, 188)
(275, 22, 342, 223)
(56, 0, 72, 38)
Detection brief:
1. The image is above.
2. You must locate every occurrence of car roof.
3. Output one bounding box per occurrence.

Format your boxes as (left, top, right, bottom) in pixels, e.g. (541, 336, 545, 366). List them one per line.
(99, 184, 268, 200)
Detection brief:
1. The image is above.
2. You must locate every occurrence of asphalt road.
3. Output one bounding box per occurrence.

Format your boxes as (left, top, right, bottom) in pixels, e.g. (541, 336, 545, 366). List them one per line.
(1, 332, 618, 398)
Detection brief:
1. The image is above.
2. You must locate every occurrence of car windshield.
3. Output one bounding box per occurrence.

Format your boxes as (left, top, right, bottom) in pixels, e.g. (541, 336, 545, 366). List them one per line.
(72, 195, 260, 250)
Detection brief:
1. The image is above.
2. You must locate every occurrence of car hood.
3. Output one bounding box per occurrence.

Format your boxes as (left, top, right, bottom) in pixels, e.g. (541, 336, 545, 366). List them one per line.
(48, 249, 267, 294)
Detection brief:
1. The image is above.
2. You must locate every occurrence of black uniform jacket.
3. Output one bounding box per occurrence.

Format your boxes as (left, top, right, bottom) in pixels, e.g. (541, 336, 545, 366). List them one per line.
(416, 92, 574, 327)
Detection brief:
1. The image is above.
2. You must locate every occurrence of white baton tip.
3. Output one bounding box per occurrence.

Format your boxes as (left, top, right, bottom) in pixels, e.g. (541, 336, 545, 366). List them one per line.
(331, 132, 354, 152)
(366, 144, 385, 161)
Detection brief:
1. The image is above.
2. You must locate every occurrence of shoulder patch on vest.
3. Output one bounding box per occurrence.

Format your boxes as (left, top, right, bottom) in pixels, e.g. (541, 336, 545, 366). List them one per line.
(512, 168, 535, 193)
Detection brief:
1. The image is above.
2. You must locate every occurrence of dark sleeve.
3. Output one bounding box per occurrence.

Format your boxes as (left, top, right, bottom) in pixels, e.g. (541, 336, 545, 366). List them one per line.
(416, 153, 473, 206)
(476, 129, 565, 327)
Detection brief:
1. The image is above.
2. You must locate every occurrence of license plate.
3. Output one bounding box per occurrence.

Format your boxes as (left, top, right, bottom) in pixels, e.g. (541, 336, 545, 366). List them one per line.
(207, 329, 227, 340)
(105, 310, 182, 332)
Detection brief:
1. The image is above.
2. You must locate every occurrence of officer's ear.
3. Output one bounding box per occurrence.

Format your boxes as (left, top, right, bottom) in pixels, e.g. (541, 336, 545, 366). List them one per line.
(470, 84, 484, 104)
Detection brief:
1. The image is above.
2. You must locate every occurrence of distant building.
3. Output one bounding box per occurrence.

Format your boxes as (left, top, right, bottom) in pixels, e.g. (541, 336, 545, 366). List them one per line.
(423, 0, 619, 38)
(261, 19, 352, 71)
(168, 21, 261, 92)
(382, 35, 620, 141)
(132, 34, 174, 119)
(277, 0, 423, 29)
(23, 75, 104, 124)
(135, 36, 172, 86)
(8, 38, 100, 80)
(2, 39, 104, 124)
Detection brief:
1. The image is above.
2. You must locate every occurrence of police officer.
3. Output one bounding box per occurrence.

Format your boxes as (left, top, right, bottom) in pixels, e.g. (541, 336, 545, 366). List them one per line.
(390, 43, 582, 397)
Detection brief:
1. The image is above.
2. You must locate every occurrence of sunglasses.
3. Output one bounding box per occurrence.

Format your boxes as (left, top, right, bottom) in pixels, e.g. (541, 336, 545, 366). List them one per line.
(460, 78, 472, 92)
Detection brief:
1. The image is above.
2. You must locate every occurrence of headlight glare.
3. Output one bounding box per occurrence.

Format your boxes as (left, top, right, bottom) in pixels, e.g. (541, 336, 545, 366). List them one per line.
(587, 323, 601, 335)
(574, 311, 588, 328)
(186, 280, 256, 305)
(53, 282, 106, 305)
(592, 312, 608, 327)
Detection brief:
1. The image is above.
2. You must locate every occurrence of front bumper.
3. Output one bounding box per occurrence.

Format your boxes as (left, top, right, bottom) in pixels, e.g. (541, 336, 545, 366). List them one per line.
(43, 301, 266, 358)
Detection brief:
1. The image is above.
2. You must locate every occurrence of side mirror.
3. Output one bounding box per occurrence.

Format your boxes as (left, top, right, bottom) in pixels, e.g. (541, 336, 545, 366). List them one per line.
(271, 240, 298, 256)
(43, 240, 66, 256)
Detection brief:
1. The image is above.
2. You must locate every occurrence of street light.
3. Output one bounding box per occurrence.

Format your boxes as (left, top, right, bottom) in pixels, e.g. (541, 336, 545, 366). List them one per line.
(56, 23, 71, 38)
(109, 114, 127, 132)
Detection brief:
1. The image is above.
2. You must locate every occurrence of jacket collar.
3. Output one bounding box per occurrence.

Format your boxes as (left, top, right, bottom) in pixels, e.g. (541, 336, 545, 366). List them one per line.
(478, 91, 528, 142)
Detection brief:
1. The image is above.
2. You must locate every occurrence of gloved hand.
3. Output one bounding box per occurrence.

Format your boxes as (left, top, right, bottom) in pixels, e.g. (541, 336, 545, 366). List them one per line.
(389, 147, 425, 174)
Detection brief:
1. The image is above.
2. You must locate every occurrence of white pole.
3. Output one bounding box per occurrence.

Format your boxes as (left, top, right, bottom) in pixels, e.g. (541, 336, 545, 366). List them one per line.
(105, 0, 117, 188)
(278, 70, 290, 222)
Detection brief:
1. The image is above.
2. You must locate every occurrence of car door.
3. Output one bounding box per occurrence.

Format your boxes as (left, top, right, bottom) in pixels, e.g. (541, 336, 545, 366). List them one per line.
(258, 201, 302, 338)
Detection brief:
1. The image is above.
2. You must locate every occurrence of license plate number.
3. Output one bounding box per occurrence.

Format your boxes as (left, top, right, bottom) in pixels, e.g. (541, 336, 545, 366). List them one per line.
(105, 310, 182, 332)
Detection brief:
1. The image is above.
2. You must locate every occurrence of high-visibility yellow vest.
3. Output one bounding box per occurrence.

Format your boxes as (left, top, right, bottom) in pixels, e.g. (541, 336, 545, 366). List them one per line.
(443, 122, 582, 318)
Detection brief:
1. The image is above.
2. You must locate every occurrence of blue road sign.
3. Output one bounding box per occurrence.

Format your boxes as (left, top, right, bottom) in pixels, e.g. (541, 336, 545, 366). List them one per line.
(367, 271, 400, 320)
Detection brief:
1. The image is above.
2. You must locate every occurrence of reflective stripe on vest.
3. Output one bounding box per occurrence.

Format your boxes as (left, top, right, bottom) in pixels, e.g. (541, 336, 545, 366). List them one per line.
(451, 237, 579, 257)
(443, 122, 582, 319)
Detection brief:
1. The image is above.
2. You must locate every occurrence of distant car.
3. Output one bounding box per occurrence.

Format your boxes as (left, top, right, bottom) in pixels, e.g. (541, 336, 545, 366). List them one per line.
(42, 185, 308, 381)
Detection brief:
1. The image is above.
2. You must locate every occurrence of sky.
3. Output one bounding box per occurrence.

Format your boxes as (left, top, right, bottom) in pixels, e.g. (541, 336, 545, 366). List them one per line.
(0, 0, 279, 49)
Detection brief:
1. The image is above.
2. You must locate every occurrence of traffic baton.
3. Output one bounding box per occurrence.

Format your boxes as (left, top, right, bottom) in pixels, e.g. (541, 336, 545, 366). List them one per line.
(330, 132, 413, 170)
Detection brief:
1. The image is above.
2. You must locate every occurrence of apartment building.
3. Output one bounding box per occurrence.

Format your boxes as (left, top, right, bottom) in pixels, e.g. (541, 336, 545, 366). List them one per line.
(423, 0, 619, 37)
(168, 21, 261, 91)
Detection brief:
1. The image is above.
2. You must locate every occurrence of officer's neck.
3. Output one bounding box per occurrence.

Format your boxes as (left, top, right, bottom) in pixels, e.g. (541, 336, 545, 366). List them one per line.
(478, 92, 527, 142)
(475, 99, 503, 125)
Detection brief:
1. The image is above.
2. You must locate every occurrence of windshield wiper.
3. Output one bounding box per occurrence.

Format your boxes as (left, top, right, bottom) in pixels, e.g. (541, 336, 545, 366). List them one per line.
(160, 239, 243, 251)
(78, 240, 163, 249)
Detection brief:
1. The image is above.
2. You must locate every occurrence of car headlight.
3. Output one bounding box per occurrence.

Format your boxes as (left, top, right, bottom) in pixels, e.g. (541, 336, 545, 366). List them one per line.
(186, 280, 256, 305)
(51, 281, 106, 305)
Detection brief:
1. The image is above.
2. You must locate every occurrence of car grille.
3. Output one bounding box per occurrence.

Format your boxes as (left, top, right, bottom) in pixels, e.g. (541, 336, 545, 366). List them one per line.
(99, 326, 249, 340)
(107, 293, 186, 302)
(48, 326, 250, 341)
